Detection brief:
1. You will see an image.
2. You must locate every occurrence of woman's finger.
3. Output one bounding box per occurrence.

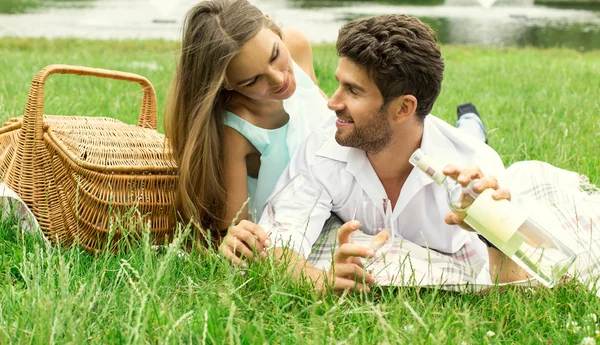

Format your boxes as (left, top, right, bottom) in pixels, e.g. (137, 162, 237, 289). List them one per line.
(220, 245, 246, 268)
(231, 227, 263, 252)
(238, 220, 271, 247)
(225, 235, 255, 260)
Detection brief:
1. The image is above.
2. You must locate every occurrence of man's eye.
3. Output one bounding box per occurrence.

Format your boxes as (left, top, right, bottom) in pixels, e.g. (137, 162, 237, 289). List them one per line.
(348, 88, 357, 95)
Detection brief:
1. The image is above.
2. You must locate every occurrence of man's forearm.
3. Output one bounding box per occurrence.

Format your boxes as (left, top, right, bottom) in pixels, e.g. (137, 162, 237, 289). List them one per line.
(269, 247, 332, 292)
(270, 247, 316, 281)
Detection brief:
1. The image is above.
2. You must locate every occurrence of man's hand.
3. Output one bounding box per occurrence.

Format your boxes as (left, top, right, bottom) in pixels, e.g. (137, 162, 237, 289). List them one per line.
(441, 165, 531, 283)
(308, 220, 380, 294)
(442, 164, 511, 231)
(220, 220, 271, 268)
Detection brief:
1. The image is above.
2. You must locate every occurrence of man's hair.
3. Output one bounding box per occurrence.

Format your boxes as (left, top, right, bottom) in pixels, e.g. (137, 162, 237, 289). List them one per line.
(336, 15, 444, 120)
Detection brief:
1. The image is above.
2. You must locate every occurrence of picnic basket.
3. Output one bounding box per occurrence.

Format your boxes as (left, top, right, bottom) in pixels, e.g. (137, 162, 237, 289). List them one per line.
(0, 64, 178, 252)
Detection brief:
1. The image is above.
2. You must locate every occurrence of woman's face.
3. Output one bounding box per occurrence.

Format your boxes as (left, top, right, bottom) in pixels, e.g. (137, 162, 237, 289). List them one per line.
(225, 27, 296, 101)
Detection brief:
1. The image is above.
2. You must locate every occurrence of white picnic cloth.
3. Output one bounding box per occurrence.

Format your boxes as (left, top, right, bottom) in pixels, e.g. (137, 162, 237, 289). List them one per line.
(307, 161, 600, 294)
(0, 182, 41, 235)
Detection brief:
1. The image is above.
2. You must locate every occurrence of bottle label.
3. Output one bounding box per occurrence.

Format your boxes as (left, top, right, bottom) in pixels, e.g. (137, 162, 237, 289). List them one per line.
(412, 154, 446, 185)
(464, 188, 527, 244)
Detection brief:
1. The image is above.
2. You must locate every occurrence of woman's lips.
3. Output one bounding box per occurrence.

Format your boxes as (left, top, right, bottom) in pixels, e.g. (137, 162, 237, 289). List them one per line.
(274, 76, 290, 94)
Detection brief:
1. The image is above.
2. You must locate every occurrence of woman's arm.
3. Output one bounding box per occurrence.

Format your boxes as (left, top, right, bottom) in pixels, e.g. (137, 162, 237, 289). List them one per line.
(220, 126, 271, 266)
(284, 29, 328, 100)
(221, 126, 253, 230)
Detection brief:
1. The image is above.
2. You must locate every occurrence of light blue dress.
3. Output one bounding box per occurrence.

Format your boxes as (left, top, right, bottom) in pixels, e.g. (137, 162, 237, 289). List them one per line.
(224, 61, 333, 219)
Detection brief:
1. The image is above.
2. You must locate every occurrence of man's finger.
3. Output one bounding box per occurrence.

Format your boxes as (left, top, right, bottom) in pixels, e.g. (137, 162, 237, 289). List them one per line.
(334, 243, 374, 264)
(473, 175, 499, 193)
(333, 263, 375, 284)
(369, 231, 389, 252)
(442, 164, 460, 179)
(492, 187, 511, 201)
(352, 257, 364, 268)
(457, 166, 483, 186)
(444, 212, 474, 231)
(337, 220, 361, 245)
(332, 277, 372, 294)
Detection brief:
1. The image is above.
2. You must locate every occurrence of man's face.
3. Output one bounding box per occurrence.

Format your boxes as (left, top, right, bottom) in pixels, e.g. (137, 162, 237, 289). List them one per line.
(328, 58, 392, 153)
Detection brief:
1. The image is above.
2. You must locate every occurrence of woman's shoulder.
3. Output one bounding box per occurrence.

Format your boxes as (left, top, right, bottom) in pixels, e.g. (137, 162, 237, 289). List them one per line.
(284, 29, 311, 60)
(222, 119, 256, 156)
(283, 29, 317, 84)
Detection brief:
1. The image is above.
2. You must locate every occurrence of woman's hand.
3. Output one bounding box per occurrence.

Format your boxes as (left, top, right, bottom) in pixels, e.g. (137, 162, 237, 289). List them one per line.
(442, 164, 511, 231)
(220, 220, 271, 268)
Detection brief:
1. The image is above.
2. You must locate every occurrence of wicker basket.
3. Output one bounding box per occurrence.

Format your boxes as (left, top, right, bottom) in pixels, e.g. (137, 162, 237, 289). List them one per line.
(0, 64, 178, 252)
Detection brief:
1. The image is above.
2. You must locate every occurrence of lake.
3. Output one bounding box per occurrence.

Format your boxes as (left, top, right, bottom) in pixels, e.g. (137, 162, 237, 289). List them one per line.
(0, 0, 599, 50)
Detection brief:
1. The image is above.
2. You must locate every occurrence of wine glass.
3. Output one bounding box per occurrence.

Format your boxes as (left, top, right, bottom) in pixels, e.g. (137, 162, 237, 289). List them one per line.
(351, 198, 395, 267)
(267, 172, 323, 234)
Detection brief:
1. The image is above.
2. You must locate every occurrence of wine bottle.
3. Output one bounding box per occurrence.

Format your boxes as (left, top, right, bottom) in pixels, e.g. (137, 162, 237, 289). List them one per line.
(409, 149, 576, 288)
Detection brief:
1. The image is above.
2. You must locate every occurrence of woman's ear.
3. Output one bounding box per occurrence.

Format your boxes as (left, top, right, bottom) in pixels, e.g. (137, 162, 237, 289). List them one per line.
(265, 13, 270, 19)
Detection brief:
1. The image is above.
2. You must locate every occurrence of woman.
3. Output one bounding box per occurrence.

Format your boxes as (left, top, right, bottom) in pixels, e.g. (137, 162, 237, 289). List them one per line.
(165, 0, 333, 245)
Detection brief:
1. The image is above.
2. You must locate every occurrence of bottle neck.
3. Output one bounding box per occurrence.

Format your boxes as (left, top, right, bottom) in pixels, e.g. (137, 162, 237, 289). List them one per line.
(439, 176, 456, 191)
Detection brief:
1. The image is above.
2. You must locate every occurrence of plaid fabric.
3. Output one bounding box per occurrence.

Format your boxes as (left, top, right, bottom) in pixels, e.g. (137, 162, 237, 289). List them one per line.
(307, 161, 600, 294)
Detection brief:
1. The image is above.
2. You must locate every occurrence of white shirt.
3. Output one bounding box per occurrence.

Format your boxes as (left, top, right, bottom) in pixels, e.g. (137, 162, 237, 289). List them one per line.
(259, 115, 506, 262)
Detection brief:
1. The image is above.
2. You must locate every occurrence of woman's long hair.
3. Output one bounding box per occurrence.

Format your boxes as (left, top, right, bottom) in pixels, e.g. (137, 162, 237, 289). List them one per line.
(165, 0, 281, 237)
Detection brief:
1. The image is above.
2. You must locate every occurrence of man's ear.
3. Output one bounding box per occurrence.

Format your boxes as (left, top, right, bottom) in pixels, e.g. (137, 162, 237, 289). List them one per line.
(265, 13, 270, 19)
(390, 95, 417, 123)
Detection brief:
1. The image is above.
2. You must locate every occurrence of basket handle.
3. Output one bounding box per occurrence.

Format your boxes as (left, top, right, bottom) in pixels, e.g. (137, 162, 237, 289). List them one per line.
(22, 64, 158, 141)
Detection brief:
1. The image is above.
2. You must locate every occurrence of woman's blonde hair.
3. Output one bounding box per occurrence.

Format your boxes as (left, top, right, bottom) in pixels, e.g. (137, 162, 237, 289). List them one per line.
(165, 0, 282, 238)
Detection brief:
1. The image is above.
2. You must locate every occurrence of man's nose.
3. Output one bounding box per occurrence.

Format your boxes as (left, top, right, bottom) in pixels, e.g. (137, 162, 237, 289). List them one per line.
(327, 88, 342, 110)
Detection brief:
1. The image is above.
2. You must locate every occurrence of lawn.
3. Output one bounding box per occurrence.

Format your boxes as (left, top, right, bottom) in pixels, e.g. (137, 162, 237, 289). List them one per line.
(0, 38, 599, 344)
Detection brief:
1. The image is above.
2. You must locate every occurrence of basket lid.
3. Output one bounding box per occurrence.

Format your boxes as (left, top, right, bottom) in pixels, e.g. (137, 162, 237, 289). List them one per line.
(45, 116, 177, 174)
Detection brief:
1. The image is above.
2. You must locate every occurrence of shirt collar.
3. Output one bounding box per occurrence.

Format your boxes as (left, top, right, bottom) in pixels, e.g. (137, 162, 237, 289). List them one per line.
(315, 134, 387, 201)
(314, 115, 463, 208)
(315, 134, 352, 162)
(314, 130, 373, 178)
(419, 115, 462, 181)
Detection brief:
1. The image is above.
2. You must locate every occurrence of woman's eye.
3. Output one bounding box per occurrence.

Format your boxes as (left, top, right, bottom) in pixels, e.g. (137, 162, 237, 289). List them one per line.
(245, 78, 258, 87)
(270, 49, 280, 63)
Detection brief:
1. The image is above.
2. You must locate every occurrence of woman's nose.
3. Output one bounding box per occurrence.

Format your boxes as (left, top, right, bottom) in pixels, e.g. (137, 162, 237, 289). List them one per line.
(268, 68, 285, 87)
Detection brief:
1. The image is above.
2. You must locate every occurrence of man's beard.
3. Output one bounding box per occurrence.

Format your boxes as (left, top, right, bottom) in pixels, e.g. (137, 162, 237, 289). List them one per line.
(335, 106, 392, 154)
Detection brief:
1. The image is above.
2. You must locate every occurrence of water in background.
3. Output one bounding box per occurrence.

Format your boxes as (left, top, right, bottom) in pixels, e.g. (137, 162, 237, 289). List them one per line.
(0, 0, 599, 50)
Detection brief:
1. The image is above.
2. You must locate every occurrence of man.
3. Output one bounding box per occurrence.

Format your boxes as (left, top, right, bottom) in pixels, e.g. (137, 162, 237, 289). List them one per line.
(221, 14, 530, 293)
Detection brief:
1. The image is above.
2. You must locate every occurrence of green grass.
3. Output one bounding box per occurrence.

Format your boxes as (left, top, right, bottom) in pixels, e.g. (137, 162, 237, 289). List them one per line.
(0, 0, 94, 14)
(0, 38, 599, 344)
